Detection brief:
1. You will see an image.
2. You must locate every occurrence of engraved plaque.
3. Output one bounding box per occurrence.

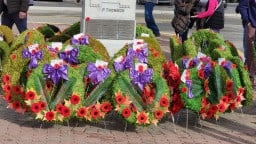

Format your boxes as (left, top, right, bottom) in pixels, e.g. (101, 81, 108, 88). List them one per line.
(81, 0, 136, 56)
(86, 20, 135, 40)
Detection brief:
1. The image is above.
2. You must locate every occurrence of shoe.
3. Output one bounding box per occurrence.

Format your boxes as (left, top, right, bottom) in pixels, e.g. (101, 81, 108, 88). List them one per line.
(155, 33, 161, 37)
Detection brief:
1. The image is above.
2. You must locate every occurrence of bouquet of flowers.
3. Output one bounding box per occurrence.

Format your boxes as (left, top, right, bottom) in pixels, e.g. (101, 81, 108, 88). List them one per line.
(111, 39, 170, 126)
(1, 31, 113, 122)
(179, 53, 246, 119)
(171, 29, 253, 107)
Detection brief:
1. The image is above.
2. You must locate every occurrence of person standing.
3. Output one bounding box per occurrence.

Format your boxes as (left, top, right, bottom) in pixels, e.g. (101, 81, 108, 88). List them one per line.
(191, 0, 224, 33)
(144, 0, 160, 37)
(0, 0, 29, 33)
(238, 0, 256, 87)
(172, 0, 199, 42)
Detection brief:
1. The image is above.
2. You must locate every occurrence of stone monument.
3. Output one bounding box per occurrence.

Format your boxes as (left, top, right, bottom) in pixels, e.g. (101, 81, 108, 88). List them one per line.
(81, 0, 136, 57)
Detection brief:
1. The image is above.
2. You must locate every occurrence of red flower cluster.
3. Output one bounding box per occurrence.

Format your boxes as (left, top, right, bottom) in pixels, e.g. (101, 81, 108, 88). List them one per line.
(142, 84, 155, 104)
(200, 87, 245, 119)
(162, 61, 181, 90)
(162, 61, 183, 114)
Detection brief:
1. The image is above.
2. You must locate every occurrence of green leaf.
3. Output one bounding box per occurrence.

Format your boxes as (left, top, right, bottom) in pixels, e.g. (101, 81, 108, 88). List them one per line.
(149, 73, 170, 109)
(114, 73, 144, 111)
(34, 75, 50, 110)
(208, 65, 223, 104)
(49, 78, 76, 109)
(83, 76, 113, 107)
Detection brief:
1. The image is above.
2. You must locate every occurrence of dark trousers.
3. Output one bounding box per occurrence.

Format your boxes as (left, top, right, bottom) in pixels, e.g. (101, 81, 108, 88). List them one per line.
(144, 2, 160, 36)
(245, 24, 256, 78)
(1, 12, 27, 33)
(176, 29, 189, 42)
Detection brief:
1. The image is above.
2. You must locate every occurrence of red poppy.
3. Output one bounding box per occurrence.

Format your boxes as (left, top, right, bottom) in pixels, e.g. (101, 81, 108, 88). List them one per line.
(10, 54, 17, 60)
(115, 95, 125, 104)
(12, 85, 22, 94)
(154, 110, 164, 120)
(143, 85, 151, 98)
(162, 61, 181, 89)
(70, 94, 80, 105)
(172, 93, 180, 102)
(45, 111, 55, 121)
(169, 102, 183, 114)
(199, 107, 207, 114)
(201, 97, 209, 108)
(100, 102, 112, 113)
(236, 96, 242, 103)
(225, 79, 233, 91)
(159, 97, 169, 107)
(31, 102, 41, 113)
(198, 69, 205, 79)
(237, 88, 245, 96)
(129, 103, 137, 112)
(229, 102, 236, 110)
(61, 106, 71, 117)
(2, 74, 10, 84)
(218, 103, 226, 113)
(45, 81, 53, 91)
(232, 64, 236, 68)
(209, 105, 218, 113)
(90, 108, 100, 119)
(221, 96, 230, 104)
(181, 87, 187, 93)
(226, 92, 234, 100)
(206, 110, 213, 119)
(12, 101, 21, 110)
(77, 107, 87, 117)
(19, 91, 25, 100)
(3, 84, 11, 93)
(25, 90, 36, 100)
(153, 51, 159, 58)
(122, 107, 131, 118)
(55, 103, 64, 113)
(4, 93, 12, 102)
(85, 16, 90, 22)
(137, 112, 148, 124)
(39, 101, 46, 110)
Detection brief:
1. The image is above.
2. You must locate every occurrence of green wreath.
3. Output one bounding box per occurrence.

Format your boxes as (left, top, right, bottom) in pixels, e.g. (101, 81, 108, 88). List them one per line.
(179, 57, 247, 119)
(24, 64, 85, 121)
(112, 72, 170, 126)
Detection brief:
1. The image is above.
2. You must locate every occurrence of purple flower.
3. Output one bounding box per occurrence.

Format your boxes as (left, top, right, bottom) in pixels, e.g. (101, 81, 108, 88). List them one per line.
(127, 43, 148, 63)
(222, 60, 232, 72)
(87, 60, 111, 85)
(42, 60, 68, 84)
(129, 63, 153, 90)
(192, 58, 200, 67)
(204, 63, 212, 78)
(182, 58, 189, 69)
(186, 80, 194, 98)
(47, 42, 62, 53)
(59, 46, 79, 65)
(113, 55, 133, 72)
(22, 44, 43, 69)
(71, 33, 89, 45)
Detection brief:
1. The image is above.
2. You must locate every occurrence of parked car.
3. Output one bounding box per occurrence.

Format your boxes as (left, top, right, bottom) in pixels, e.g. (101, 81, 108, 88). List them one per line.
(137, 0, 174, 5)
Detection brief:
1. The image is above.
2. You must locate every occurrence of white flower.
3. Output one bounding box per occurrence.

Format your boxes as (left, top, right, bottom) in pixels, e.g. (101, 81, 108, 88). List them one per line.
(95, 60, 108, 68)
(135, 63, 148, 72)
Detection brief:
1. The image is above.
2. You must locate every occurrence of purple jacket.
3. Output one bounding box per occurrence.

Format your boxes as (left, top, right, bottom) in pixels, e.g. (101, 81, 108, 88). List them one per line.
(238, 0, 256, 27)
